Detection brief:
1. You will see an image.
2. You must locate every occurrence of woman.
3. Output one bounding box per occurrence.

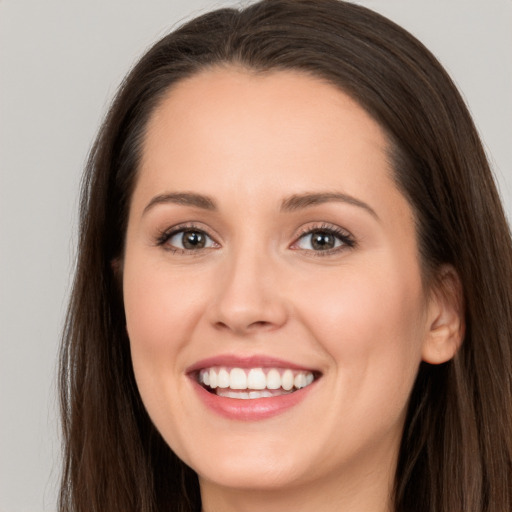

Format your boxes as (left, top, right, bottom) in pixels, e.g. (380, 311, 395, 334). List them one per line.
(59, 1, 512, 511)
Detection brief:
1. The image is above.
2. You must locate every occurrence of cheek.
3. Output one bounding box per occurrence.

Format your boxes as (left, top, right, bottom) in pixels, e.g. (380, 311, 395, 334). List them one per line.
(296, 259, 426, 384)
(122, 255, 204, 395)
(122, 255, 208, 441)
(297, 265, 426, 453)
(124, 257, 201, 343)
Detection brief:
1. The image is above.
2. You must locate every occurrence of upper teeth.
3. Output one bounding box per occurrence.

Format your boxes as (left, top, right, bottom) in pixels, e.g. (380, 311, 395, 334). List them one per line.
(199, 367, 314, 391)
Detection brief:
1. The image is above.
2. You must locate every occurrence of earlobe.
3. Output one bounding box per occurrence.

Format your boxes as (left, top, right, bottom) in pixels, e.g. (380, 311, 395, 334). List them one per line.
(111, 257, 124, 290)
(111, 257, 122, 275)
(421, 265, 465, 365)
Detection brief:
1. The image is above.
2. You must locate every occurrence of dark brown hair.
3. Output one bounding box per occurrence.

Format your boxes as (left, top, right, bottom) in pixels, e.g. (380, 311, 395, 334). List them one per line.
(59, 1, 512, 511)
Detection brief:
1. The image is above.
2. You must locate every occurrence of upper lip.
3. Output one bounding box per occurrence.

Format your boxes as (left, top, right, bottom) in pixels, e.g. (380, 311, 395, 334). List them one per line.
(186, 354, 319, 374)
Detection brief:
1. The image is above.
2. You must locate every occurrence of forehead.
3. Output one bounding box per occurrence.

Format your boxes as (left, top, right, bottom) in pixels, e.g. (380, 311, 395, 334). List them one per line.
(137, 67, 395, 205)
(144, 67, 386, 152)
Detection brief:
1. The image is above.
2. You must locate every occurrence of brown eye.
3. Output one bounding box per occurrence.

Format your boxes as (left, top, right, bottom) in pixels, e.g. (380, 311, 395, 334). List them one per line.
(166, 229, 216, 251)
(297, 230, 342, 251)
(182, 230, 206, 249)
(293, 227, 354, 254)
(310, 231, 337, 250)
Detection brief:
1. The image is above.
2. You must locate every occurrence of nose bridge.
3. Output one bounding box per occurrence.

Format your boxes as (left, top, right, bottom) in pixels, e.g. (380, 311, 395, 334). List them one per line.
(209, 234, 287, 333)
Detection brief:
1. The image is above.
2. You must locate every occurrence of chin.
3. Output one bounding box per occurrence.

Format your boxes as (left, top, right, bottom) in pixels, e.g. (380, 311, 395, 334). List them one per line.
(196, 457, 307, 491)
(176, 432, 315, 491)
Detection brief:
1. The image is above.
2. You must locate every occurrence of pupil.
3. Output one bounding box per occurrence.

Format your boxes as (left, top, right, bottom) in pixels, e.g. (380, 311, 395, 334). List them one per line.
(311, 231, 335, 250)
(182, 231, 205, 249)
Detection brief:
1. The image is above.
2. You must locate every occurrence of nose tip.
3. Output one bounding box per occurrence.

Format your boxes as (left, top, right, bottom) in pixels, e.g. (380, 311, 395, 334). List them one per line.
(208, 256, 288, 336)
(213, 311, 283, 336)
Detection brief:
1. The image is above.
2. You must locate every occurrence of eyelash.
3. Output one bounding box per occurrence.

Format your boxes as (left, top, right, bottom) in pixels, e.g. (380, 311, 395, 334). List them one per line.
(155, 222, 355, 256)
(292, 223, 356, 256)
(155, 223, 217, 255)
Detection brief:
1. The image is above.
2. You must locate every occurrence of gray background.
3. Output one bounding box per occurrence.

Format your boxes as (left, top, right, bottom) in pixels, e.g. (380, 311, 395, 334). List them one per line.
(1, 1, 510, 511)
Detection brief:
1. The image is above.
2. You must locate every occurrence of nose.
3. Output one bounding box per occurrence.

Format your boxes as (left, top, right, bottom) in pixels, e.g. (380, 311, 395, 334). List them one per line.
(207, 247, 289, 336)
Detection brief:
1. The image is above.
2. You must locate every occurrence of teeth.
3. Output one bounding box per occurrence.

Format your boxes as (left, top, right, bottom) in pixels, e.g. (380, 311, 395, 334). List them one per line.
(266, 369, 281, 389)
(218, 368, 230, 388)
(282, 369, 294, 391)
(294, 373, 306, 389)
(229, 368, 247, 390)
(247, 368, 266, 389)
(217, 389, 277, 399)
(249, 390, 273, 399)
(198, 366, 316, 394)
(209, 368, 217, 389)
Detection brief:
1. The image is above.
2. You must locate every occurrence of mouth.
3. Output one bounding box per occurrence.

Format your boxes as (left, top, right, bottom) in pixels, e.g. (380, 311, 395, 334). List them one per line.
(187, 355, 321, 420)
(196, 366, 319, 400)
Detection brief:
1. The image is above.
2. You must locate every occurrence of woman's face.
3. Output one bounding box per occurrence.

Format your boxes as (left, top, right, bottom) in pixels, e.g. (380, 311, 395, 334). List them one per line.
(123, 68, 443, 501)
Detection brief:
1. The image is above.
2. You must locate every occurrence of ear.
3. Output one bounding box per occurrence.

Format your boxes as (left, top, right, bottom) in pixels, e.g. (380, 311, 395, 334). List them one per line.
(111, 257, 122, 275)
(422, 265, 465, 364)
(111, 257, 124, 287)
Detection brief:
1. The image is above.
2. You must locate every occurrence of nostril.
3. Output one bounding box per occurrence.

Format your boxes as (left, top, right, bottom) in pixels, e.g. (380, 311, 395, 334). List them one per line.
(213, 321, 230, 331)
(248, 320, 272, 329)
(213, 320, 274, 333)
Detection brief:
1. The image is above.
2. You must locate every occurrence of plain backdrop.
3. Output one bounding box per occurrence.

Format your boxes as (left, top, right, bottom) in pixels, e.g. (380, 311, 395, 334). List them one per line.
(0, 1, 511, 511)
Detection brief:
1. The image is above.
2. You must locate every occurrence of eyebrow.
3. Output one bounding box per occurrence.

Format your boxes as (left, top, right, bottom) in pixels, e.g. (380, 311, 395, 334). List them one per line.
(280, 192, 378, 219)
(143, 192, 217, 215)
(142, 190, 378, 219)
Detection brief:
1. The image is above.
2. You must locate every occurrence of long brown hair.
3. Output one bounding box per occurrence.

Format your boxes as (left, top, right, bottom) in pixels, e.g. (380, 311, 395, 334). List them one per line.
(59, 1, 512, 511)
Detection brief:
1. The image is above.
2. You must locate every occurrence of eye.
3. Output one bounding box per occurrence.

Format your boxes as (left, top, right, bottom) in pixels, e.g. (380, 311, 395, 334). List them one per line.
(292, 226, 355, 253)
(171, 229, 213, 250)
(157, 226, 218, 252)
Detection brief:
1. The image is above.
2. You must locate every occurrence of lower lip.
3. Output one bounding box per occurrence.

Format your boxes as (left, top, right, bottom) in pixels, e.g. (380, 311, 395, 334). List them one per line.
(190, 379, 316, 421)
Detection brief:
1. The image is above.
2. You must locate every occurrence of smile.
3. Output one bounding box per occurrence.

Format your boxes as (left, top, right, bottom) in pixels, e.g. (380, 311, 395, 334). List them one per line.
(188, 355, 320, 420)
(198, 367, 316, 399)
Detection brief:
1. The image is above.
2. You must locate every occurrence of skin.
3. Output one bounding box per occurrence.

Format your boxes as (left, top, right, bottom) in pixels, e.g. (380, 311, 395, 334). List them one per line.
(122, 68, 462, 512)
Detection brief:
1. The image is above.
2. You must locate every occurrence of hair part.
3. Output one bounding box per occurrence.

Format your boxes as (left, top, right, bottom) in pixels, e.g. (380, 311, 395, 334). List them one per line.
(59, 1, 512, 511)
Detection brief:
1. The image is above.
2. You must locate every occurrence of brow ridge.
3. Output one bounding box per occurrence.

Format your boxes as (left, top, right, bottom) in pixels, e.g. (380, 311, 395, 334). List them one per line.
(281, 192, 378, 218)
(143, 192, 216, 215)
(143, 190, 377, 219)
